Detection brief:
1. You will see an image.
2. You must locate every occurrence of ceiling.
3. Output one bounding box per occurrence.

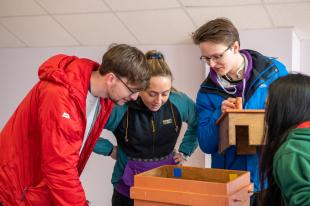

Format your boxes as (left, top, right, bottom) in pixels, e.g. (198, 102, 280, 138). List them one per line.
(0, 0, 309, 48)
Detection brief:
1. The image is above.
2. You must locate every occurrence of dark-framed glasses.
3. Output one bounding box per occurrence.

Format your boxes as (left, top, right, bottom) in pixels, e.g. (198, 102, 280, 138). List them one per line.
(114, 74, 141, 95)
(200, 46, 231, 64)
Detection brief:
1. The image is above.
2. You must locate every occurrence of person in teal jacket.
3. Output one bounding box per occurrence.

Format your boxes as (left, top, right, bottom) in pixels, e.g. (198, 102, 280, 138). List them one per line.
(259, 73, 310, 206)
(191, 17, 288, 197)
(94, 50, 198, 206)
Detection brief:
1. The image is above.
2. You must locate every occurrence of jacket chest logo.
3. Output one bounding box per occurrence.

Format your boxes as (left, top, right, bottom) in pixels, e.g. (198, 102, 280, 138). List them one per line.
(62, 112, 71, 119)
(162, 119, 173, 125)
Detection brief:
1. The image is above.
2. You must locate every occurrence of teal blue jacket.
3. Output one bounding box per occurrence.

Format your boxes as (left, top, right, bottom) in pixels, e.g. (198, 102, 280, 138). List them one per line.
(94, 91, 198, 186)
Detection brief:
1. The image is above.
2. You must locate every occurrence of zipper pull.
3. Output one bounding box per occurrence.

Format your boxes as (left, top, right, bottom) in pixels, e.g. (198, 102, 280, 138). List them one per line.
(151, 118, 156, 133)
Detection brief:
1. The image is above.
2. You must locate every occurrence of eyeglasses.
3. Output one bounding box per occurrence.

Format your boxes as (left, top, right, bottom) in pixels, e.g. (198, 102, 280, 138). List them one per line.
(114, 74, 141, 95)
(200, 46, 231, 64)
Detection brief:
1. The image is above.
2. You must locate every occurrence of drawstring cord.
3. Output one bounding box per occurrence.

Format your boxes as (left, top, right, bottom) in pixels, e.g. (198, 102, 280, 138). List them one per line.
(242, 78, 246, 101)
(169, 101, 178, 132)
(217, 77, 238, 95)
(216, 75, 246, 101)
(125, 108, 129, 142)
(21, 187, 28, 201)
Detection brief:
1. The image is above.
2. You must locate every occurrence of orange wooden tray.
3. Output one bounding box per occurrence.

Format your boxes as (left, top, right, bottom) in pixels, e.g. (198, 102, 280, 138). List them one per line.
(131, 165, 252, 206)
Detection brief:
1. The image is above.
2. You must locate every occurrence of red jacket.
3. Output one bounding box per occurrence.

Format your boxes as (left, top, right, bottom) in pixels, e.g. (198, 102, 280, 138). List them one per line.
(0, 55, 113, 206)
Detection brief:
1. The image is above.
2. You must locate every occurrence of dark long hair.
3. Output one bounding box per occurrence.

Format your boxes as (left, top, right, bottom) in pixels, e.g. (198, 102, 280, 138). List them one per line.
(259, 73, 310, 205)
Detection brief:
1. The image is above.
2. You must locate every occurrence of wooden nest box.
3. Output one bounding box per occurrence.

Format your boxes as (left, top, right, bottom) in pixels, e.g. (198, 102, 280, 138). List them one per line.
(216, 109, 265, 154)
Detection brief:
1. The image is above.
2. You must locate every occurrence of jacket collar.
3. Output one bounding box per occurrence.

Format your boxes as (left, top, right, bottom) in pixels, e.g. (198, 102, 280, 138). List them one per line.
(297, 121, 310, 129)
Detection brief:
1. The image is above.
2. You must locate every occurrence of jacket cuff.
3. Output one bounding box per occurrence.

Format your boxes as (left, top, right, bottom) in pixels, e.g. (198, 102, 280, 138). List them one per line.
(93, 138, 114, 156)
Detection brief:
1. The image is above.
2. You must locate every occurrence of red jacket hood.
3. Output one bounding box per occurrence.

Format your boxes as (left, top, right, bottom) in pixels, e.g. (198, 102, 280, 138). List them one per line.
(38, 54, 99, 96)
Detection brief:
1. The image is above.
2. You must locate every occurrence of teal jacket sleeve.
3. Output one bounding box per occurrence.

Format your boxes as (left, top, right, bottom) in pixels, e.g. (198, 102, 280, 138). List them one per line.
(93, 137, 114, 156)
(93, 104, 127, 156)
(111, 147, 128, 186)
(170, 91, 198, 156)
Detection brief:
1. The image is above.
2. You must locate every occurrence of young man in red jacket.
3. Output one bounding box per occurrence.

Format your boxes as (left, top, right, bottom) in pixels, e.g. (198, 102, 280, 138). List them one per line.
(0, 44, 150, 206)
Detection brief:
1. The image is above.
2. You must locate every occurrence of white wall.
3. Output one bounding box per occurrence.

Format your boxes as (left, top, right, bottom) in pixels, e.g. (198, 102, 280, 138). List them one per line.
(240, 27, 295, 71)
(301, 40, 310, 75)
(292, 31, 301, 72)
(241, 27, 310, 75)
(0, 45, 205, 206)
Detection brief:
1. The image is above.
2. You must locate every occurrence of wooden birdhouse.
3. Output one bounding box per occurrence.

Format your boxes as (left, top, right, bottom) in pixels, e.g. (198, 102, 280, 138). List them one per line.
(216, 109, 265, 155)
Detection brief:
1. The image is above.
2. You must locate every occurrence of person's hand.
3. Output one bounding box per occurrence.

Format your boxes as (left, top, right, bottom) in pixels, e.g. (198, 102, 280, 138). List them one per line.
(221, 97, 237, 112)
(173, 152, 187, 165)
(110, 146, 118, 160)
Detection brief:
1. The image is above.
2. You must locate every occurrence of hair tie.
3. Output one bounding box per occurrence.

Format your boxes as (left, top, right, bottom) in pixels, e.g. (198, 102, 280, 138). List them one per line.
(146, 53, 164, 60)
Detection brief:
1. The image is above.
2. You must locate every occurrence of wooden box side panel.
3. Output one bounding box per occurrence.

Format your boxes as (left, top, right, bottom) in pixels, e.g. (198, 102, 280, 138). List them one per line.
(219, 115, 231, 153)
(229, 113, 264, 145)
(228, 185, 251, 206)
(131, 187, 230, 206)
(133, 176, 228, 195)
(134, 200, 182, 206)
(132, 185, 251, 206)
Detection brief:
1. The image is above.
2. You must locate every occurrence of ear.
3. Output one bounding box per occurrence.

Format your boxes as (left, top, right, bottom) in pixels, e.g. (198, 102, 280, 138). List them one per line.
(106, 72, 116, 86)
(231, 41, 240, 54)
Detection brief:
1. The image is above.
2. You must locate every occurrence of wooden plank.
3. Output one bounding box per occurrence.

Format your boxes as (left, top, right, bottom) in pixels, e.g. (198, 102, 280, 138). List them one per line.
(216, 109, 264, 125)
(219, 115, 230, 153)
